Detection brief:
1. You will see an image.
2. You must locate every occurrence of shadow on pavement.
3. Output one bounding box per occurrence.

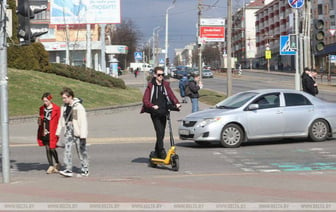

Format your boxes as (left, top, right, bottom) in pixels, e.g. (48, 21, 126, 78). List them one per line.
(15, 162, 48, 172)
(176, 141, 222, 149)
(177, 138, 320, 149)
(131, 157, 149, 164)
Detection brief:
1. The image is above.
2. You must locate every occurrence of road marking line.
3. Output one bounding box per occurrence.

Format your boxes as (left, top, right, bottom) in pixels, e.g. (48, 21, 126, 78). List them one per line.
(259, 169, 281, 173)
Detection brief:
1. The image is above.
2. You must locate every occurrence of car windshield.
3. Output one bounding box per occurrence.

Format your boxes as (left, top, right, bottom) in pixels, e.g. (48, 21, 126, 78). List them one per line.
(216, 92, 258, 109)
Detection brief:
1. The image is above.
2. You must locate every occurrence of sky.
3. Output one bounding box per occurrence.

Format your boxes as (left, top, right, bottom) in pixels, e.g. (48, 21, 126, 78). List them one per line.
(121, 0, 250, 60)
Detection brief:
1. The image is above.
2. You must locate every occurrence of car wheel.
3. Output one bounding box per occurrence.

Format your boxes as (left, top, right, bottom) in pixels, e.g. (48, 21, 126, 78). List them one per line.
(220, 124, 244, 148)
(309, 119, 329, 142)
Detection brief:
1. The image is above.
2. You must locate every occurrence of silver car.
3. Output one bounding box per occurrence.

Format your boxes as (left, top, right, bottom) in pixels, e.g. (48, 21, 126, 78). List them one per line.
(179, 89, 336, 148)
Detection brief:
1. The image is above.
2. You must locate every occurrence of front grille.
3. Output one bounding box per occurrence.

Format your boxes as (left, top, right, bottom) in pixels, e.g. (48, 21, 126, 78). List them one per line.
(183, 121, 197, 127)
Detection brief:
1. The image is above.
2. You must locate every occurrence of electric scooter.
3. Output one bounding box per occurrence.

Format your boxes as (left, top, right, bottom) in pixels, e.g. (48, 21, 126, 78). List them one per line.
(149, 110, 179, 171)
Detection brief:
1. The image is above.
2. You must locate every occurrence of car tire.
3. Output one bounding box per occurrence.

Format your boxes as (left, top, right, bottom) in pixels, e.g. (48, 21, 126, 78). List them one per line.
(309, 119, 329, 142)
(220, 124, 244, 148)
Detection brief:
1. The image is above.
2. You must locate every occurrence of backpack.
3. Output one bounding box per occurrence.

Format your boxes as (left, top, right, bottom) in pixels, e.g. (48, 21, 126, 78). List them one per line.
(185, 83, 192, 97)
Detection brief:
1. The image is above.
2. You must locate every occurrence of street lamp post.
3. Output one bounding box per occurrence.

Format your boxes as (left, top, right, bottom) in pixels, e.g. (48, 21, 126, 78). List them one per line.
(152, 26, 160, 67)
(165, 0, 176, 75)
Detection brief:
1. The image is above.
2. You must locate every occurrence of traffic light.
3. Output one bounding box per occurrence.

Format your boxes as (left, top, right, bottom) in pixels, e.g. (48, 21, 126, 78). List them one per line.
(313, 19, 325, 52)
(289, 34, 297, 50)
(17, 0, 48, 45)
(166, 58, 169, 66)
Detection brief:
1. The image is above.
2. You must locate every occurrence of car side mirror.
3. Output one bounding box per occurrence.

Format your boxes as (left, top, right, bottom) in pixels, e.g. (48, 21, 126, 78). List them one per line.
(248, 104, 259, 111)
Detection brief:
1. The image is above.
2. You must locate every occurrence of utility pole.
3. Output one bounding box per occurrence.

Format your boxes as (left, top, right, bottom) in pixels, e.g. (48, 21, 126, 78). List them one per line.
(226, 0, 232, 96)
(305, 0, 312, 68)
(152, 26, 160, 67)
(198, 0, 203, 80)
(1, 0, 10, 183)
(164, 0, 176, 75)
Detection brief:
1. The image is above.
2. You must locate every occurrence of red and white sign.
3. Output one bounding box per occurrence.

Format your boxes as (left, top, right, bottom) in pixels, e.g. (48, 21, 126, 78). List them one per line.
(200, 26, 225, 39)
(199, 18, 225, 43)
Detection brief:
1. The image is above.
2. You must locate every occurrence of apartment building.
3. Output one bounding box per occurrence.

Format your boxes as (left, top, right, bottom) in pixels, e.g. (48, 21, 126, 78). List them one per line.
(232, 0, 265, 69)
(255, 0, 336, 71)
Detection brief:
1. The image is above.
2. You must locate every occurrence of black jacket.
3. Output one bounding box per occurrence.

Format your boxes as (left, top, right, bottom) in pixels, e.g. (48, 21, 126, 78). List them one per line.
(301, 72, 309, 92)
(303, 74, 318, 96)
(188, 80, 200, 98)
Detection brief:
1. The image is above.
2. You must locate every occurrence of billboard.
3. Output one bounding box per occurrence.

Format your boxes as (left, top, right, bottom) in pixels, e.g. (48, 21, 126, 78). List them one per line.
(199, 18, 225, 43)
(50, 0, 121, 24)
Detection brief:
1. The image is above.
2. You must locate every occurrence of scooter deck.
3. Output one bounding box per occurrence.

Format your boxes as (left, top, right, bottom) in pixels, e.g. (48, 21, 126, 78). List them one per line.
(151, 146, 176, 165)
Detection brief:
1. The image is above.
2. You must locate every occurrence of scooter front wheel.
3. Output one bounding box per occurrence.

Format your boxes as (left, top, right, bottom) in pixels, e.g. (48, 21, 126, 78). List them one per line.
(171, 154, 179, 171)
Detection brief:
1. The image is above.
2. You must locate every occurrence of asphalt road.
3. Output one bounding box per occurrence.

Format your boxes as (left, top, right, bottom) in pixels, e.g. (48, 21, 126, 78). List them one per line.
(3, 138, 336, 204)
(2, 71, 336, 208)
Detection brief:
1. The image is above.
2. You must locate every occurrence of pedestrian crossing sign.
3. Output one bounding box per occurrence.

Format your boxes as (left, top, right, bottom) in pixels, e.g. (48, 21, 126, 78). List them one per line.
(159, 58, 165, 64)
(134, 52, 143, 61)
(280, 35, 297, 55)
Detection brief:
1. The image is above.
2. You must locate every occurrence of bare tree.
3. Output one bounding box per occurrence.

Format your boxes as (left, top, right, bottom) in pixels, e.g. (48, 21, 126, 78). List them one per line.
(107, 19, 142, 69)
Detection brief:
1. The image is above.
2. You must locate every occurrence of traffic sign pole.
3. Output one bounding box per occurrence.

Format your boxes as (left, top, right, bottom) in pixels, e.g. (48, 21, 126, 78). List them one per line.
(294, 8, 300, 91)
(1, 0, 10, 184)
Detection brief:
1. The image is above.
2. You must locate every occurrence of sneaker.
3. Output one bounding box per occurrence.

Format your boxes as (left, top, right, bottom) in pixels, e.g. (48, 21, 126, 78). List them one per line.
(46, 166, 54, 174)
(59, 170, 73, 177)
(81, 171, 89, 177)
(159, 149, 167, 159)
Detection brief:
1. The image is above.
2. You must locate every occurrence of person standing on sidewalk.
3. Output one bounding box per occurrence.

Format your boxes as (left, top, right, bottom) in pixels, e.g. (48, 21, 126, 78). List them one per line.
(179, 73, 189, 103)
(141, 67, 181, 159)
(189, 73, 203, 113)
(37, 92, 61, 174)
(301, 67, 311, 93)
(56, 87, 89, 177)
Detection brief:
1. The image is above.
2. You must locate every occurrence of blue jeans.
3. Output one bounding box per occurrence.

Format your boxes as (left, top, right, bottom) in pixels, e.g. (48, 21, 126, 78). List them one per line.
(191, 98, 199, 113)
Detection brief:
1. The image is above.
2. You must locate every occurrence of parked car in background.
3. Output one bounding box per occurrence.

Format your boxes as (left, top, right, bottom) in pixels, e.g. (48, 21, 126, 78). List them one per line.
(179, 89, 336, 148)
(202, 69, 213, 78)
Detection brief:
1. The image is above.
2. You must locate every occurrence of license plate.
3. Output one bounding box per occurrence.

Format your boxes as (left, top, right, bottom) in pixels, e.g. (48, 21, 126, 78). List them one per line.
(179, 129, 190, 135)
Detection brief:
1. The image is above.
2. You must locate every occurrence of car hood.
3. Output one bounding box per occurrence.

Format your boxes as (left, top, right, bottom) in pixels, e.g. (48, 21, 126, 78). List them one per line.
(185, 108, 233, 119)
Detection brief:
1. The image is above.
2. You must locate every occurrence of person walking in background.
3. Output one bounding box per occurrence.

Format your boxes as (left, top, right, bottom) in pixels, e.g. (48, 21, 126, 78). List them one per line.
(134, 68, 140, 78)
(179, 73, 189, 103)
(301, 67, 311, 93)
(141, 67, 181, 159)
(56, 87, 89, 177)
(189, 73, 203, 113)
(37, 92, 61, 174)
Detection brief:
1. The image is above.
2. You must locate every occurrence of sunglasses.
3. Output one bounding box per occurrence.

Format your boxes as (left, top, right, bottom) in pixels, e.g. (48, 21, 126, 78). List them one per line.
(157, 73, 164, 77)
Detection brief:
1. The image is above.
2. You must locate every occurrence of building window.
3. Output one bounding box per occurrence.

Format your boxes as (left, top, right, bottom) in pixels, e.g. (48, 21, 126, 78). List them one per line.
(330, 0, 334, 10)
(331, 15, 336, 27)
(318, 4, 323, 15)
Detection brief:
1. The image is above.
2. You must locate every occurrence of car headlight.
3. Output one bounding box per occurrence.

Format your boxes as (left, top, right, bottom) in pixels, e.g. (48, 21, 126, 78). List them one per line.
(196, 117, 221, 128)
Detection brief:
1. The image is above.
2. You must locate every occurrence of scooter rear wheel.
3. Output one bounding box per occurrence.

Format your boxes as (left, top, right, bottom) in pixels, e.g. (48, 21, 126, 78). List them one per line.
(171, 154, 179, 171)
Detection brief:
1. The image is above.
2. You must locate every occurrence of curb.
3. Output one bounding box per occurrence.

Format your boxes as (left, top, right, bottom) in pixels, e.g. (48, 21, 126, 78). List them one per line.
(9, 102, 142, 124)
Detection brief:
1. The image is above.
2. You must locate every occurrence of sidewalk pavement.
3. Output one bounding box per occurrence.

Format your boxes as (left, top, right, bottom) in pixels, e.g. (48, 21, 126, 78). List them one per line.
(228, 68, 336, 87)
(8, 71, 208, 147)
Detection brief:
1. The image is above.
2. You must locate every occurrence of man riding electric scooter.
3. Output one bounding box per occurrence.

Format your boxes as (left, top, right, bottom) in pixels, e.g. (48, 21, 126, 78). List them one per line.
(141, 66, 181, 165)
